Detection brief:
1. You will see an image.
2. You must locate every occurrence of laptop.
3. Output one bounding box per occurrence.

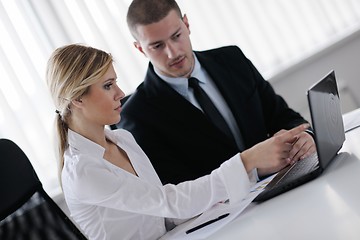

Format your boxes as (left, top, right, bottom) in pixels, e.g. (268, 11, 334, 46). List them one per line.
(253, 70, 346, 202)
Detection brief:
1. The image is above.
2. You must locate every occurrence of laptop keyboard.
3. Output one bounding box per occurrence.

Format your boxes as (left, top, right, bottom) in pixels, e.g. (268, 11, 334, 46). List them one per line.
(253, 153, 321, 202)
(277, 153, 319, 185)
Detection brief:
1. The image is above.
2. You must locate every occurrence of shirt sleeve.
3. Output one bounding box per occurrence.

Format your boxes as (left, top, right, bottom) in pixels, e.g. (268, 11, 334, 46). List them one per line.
(66, 152, 255, 220)
(217, 153, 257, 203)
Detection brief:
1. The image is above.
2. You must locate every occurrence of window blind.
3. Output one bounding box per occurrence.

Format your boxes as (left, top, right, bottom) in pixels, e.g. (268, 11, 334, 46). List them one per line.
(1, 0, 359, 196)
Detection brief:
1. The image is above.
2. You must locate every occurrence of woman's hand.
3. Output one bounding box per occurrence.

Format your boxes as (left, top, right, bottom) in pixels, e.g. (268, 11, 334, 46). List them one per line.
(240, 123, 311, 176)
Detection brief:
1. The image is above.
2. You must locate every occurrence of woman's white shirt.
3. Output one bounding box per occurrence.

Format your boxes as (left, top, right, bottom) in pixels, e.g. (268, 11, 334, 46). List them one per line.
(62, 128, 256, 240)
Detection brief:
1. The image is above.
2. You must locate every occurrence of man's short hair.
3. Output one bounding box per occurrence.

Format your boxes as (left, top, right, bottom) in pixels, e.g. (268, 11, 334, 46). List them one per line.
(126, 0, 182, 39)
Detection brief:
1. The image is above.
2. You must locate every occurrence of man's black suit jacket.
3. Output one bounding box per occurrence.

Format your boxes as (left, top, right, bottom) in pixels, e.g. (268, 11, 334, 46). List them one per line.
(118, 46, 309, 184)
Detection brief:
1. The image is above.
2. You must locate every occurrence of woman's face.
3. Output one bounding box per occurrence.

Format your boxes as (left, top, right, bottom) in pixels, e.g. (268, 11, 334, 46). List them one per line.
(79, 64, 125, 127)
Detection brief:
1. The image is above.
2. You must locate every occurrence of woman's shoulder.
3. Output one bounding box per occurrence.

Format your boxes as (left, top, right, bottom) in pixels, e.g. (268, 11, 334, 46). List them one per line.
(106, 128, 144, 152)
(107, 128, 136, 142)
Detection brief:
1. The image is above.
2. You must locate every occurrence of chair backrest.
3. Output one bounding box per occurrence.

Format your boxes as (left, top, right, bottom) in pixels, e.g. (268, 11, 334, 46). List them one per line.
(0, 138, 88, 240)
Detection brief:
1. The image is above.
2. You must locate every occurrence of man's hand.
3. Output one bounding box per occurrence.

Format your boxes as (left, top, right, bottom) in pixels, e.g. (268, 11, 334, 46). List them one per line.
(274, 128, 316, 164)
(240, 123, 312, 177)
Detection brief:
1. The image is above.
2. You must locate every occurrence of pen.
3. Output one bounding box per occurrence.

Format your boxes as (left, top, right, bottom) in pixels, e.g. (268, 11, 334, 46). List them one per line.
(185, 213, 230, 234)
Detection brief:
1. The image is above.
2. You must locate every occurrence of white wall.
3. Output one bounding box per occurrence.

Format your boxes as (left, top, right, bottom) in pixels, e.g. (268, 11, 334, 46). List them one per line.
(270, 29, 360, 123)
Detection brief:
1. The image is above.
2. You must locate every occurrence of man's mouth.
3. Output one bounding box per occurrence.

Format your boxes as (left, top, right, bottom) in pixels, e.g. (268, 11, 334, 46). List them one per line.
(169, 56, 184, 67)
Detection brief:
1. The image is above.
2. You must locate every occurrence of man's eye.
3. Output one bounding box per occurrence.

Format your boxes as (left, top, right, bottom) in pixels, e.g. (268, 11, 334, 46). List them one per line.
(174, 33, 181, 39)
(152, 43, 163, 50)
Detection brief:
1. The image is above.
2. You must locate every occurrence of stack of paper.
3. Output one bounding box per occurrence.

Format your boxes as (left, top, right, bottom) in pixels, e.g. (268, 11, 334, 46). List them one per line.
(160, 174, 276, 240)
(343, 108, 360, 133)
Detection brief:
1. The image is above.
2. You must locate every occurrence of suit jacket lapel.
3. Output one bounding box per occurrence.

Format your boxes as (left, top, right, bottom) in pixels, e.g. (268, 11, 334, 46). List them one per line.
(143, 63, 237, 147)
(195, 51, 248, 144)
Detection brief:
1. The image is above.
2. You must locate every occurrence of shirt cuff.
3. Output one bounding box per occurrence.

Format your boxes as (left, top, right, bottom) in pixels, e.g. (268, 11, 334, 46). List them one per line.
(250, 168, 260, 182)
(305, 128, 315, 139)
(218, 153, 256, 204)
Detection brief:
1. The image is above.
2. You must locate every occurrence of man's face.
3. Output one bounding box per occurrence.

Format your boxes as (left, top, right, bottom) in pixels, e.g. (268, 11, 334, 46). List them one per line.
(133, 10, 195, 78)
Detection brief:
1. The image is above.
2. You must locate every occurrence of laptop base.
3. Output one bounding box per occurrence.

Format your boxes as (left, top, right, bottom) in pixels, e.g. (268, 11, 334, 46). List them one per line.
(253, 167, 322, 202)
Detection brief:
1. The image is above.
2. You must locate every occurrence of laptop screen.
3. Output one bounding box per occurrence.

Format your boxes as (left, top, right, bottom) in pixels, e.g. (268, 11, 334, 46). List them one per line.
(307, 70, 345, 170)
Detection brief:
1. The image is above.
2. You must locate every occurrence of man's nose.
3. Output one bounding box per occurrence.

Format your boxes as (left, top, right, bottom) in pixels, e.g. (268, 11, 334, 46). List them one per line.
(165, 42, 177, 59)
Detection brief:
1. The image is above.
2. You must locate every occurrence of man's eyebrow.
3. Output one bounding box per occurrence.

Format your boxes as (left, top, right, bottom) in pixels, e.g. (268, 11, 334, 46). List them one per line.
(148, 27, 182, 46)
(148, 40, 163, 46)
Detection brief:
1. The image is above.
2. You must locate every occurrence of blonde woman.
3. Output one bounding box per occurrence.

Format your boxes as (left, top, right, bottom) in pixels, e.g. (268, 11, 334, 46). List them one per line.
(46, 43, 309, 240)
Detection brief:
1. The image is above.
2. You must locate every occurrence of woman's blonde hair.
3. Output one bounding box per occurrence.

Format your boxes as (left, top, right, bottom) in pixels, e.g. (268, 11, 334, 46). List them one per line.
(46, 43, 113, 184)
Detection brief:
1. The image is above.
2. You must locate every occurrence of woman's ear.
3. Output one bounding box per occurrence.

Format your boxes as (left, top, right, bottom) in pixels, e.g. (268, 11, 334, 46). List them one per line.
(71, 98, 83, 108)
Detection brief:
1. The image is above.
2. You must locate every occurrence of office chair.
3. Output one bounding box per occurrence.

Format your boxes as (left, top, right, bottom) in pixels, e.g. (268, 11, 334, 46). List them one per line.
(0, 138, 88, 240)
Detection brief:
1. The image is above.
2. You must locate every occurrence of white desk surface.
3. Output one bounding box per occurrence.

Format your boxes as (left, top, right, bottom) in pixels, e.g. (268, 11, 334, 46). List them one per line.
(203, 110, 360, 240)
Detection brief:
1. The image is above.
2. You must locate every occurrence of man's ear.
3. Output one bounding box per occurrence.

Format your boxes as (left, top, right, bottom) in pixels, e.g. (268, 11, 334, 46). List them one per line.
(182, 14, 190, 34)
(133, 41, 146, 56)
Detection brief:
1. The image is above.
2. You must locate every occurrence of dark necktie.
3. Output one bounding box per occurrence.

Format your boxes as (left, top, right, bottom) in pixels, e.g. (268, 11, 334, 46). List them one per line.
(188, 77, 237, 146)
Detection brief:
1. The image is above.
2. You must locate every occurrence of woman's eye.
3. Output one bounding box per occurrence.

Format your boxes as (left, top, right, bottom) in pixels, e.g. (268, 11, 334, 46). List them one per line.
(104, 83, 112, 90)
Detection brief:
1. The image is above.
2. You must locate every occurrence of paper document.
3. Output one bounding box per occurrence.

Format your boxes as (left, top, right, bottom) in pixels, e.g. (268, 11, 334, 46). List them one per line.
(160, 174, 276, 240)
(343, 108, 360, 133)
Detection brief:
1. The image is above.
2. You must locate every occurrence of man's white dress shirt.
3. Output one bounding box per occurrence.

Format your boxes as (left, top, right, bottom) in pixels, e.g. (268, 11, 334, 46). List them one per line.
(62, 128, 256, 240)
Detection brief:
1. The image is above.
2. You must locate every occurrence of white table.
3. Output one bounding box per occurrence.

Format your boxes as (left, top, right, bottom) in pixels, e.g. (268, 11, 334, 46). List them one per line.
(205, 111, 360, 240)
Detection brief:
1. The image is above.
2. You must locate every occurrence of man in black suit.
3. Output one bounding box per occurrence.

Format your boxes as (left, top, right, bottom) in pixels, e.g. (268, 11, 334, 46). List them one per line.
(119, 0, 316, 184)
